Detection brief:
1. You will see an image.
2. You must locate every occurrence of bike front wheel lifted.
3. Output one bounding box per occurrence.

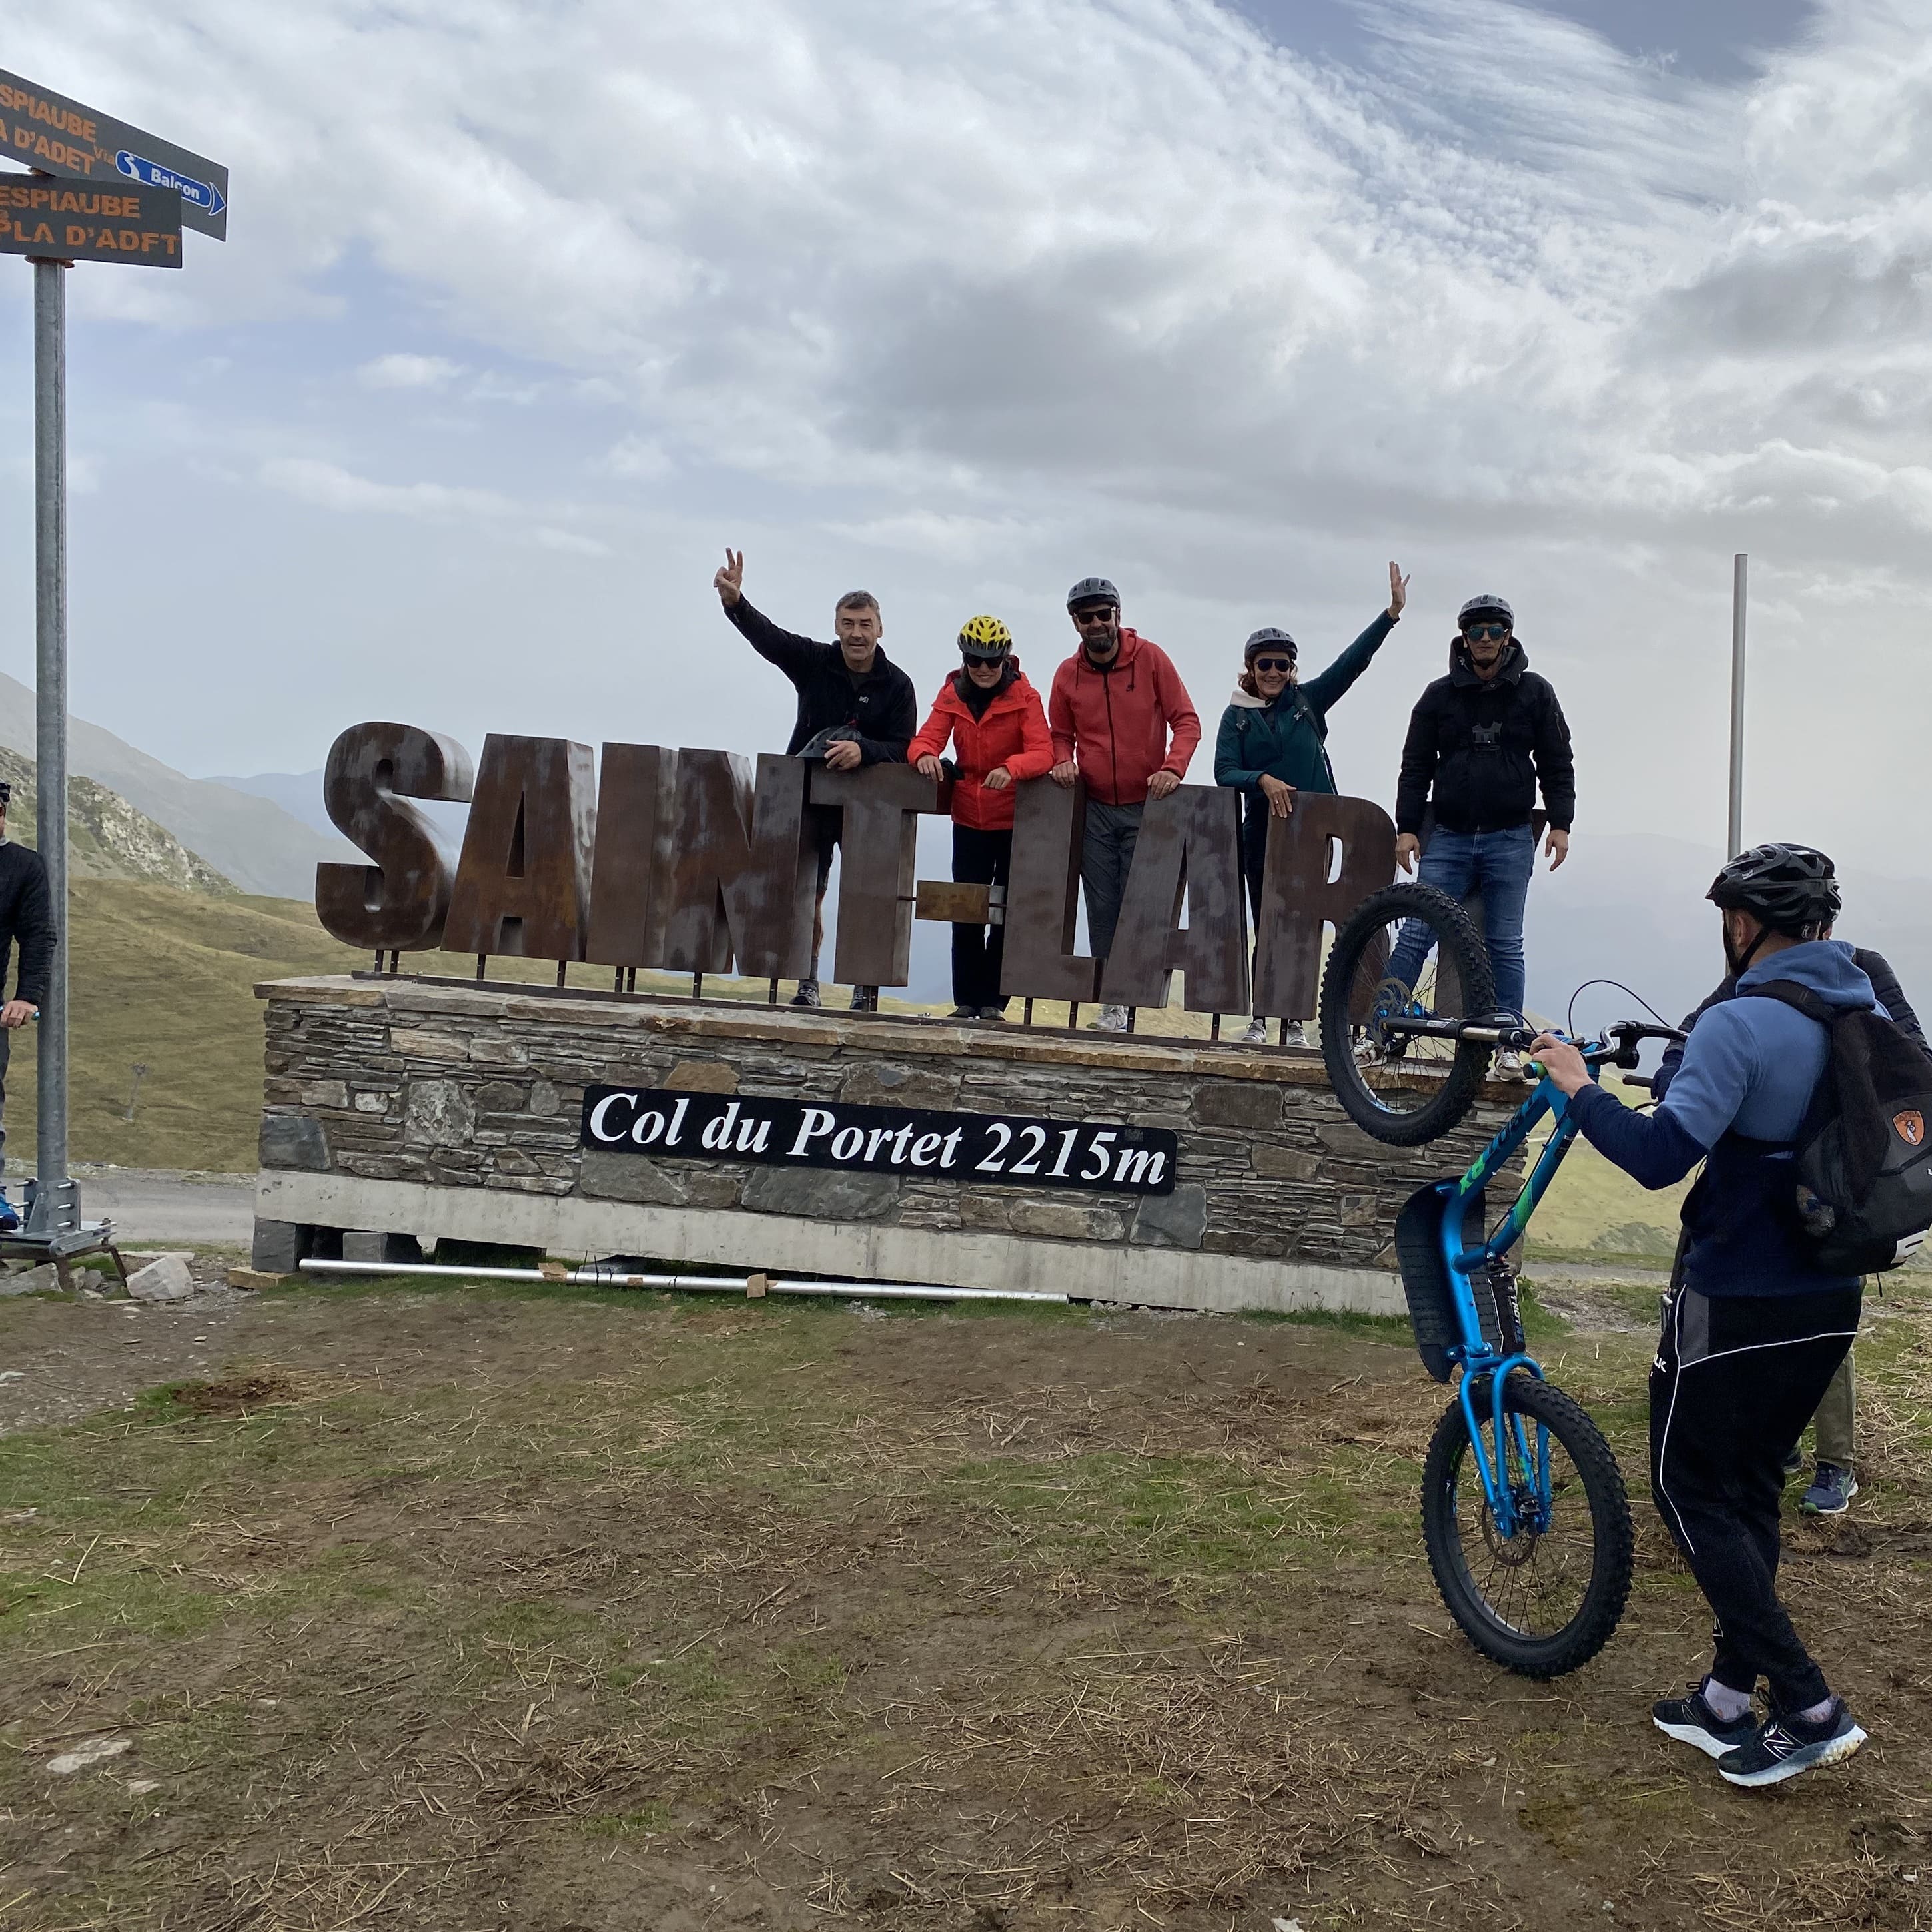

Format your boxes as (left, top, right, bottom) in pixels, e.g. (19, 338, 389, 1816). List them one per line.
(1420, 1370, 1633, 1678)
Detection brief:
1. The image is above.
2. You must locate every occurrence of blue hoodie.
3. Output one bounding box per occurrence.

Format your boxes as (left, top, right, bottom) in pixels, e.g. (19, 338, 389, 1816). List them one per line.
(1566, 940, 1880, 1296)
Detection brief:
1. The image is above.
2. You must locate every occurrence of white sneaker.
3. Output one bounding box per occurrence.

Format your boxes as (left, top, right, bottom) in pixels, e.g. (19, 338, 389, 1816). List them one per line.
(1086, 1005, 1129, 1033)
(1497, 1049, 1529, 1080)
(1240, 1017, 1268, 1044)
(1282, 1020, 1308, 1048)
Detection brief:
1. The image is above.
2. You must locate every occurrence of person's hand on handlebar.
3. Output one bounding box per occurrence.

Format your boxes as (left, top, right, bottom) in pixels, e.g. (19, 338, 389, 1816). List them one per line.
(1528, 1033, 1592, 1096)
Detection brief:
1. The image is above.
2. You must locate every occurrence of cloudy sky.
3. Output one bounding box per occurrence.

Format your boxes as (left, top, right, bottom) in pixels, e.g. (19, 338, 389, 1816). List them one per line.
(0, 0, 1925, 881)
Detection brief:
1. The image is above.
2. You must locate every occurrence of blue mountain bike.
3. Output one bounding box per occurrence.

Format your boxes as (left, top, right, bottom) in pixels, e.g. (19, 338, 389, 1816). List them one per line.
(1318, 881, 1682, 1676)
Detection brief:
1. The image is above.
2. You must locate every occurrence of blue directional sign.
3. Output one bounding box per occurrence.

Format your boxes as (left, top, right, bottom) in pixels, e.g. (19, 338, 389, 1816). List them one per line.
(115, 150, 225, 219)
(0, 68, 227, 240)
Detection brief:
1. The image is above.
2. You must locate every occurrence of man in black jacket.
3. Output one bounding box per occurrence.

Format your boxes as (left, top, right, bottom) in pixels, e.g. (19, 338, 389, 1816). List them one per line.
(713, 549, 917, 1009)
(1653, 932, 1923, 1518)
(0, 781, 53, 1226)
(1384, 593, 1574, 1068)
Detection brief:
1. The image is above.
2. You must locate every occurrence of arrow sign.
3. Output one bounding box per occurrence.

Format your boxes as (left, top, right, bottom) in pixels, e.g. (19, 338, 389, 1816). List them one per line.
(115, 150, 225, 217)
(0, 68, 227, 239)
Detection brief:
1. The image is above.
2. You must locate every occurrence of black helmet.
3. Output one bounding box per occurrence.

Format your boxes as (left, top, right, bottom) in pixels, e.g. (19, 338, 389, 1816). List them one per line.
(1067, 576, 1119, 611)
(1243, 626, 1298, 663)
(1707, 843, 1841, 937)
(1458, 593, 1514, 630)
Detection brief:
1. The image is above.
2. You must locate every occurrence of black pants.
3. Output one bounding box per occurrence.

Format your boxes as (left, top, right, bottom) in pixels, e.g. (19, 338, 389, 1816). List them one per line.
(1650, 1282, 1861, 1710)
(0, 1024, 9, 1161)
(951, 825, 1013, 1011)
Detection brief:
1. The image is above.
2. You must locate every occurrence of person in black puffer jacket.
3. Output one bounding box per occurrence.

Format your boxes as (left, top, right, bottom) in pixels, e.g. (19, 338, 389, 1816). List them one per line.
(0, 779, 53, 1218)
(1384, 593, 1574, 1057)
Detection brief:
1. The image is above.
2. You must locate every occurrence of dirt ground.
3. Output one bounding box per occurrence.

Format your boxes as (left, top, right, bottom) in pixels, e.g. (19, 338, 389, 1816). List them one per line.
(1, 1274, 1927, 1932)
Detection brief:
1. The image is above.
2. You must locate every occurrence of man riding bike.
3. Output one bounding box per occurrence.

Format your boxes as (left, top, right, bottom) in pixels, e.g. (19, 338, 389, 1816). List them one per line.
(1529, 843, 1869, 1787)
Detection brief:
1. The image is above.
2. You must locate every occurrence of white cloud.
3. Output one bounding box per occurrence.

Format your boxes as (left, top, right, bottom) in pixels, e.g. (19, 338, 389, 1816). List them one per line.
(260, 457, 508, 521)
(356, 353, 464, 390)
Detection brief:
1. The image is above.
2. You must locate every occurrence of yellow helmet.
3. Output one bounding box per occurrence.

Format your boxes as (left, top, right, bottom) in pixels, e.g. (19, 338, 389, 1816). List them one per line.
(957, 614, 1013, 662)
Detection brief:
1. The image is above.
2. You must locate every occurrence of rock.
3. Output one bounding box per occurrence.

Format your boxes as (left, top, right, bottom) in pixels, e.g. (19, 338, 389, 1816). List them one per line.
(47, 1736, 130, 1775)
(1010, 1199, 1127, 1241)
(666, 1059, 738, 1093)
(251, 1218, 302, 1272)
(127, 1254, 195, 1302)
(742, 1166, 901, 1221)
(404, 1079, 476, 1149)
(1252, 1145, 1322, 1182)
(1132, 1183, 1208, 1250)
(838, 1061, 960, 1110)
(578, 1150, 690, 1206)
(259, 1112, 330, 1172)
(1193, 1081, 1283, 1131)
(1, 1264, 61, 1296)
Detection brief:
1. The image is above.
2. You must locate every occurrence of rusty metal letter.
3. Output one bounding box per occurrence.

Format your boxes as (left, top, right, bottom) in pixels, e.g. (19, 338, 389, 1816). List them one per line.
(998, 776, 1100, 1004)
(315, 722, 474, 951)
(443, 735, 598, 959)
(1252, 795, 1398, 1019)
(1097, 785, 1249, 1013)
(809, 763, 945, 988)
(660, 750, 815, 977)
(584, 744, 679, 969)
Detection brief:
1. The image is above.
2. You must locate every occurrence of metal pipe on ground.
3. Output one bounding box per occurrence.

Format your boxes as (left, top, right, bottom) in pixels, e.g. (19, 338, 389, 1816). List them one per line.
(296, 1258, 1067, 1304)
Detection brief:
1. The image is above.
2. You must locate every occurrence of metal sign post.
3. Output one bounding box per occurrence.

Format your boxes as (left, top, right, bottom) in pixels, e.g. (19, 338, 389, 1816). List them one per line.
(1727, 553, 1747, 863)
(0, 75, 224, 1254)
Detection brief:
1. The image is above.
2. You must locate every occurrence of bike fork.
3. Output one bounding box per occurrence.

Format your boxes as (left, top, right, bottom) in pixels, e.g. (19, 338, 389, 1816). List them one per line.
(1456, 1355, 1550, 1538)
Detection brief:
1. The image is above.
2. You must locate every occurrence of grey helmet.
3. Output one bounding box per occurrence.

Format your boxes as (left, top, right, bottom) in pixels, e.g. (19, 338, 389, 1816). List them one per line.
(1457, 593, 1514, 631)
(1243, 626, 1298, 663)
(1066, 576, 1120, 611)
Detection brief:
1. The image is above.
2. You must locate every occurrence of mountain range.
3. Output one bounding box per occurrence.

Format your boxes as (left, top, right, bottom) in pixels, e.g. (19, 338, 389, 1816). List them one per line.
(0, 674, 354, 899)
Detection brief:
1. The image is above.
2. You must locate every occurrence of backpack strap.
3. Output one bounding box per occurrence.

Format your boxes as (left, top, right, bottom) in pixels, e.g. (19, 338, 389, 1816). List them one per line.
(1741, 978, 1837, 1027)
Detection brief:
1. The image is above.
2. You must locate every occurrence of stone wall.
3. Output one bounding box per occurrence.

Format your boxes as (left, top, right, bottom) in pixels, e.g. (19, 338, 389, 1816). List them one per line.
(252, 975, 1528, 1316)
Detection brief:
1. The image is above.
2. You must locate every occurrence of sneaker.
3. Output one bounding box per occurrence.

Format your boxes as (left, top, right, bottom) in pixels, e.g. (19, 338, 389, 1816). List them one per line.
(0, 1187, 16, 1234)
(1496, 1049, 1530, 1081)
(790, 978, 822, 1008)
(971, 1005, 1007, 1024)
(1801, 1463, 1859, 1516)
(949, 1005, 977, 1020)
(1240, 1017, 1269, 1045)
(1086, 1005, 1129, 1033)
(1717, 1697, 1867, 1787)
(850, 986, 879, 1013)
(1782, 1444, 1805, 1476)
(1281, 1020, 1308, 1048)
(1652, 1681, 1761, 1761)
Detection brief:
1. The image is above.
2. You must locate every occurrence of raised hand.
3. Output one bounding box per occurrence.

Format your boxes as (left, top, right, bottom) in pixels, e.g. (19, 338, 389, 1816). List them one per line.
(1388, 560, 1410, 620)
(714, 547, 745, 608)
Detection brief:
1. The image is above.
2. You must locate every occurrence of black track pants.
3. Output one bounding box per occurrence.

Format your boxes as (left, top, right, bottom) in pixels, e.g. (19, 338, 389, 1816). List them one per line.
(1649, 1282, 1861, 1711)
(951, 825, 1013, 1011)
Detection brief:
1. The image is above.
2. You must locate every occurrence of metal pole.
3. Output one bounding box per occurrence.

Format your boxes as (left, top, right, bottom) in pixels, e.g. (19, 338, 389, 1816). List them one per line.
(1727, 552, 1747, 861)
(29, 259, 71, 1233)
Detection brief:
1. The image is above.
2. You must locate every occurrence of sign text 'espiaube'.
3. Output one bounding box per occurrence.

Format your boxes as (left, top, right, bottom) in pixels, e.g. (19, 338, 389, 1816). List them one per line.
(315, 724, 1400, 1017)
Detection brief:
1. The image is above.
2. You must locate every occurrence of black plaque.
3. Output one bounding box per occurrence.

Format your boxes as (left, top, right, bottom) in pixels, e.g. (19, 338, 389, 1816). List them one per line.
(0, 177, 181, 267)
(582, 1087, 1177, 1195)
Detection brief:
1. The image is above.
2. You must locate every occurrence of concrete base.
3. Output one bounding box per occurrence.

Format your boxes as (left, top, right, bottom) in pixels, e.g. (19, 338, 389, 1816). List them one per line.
(256, 1169, 1406, 1318)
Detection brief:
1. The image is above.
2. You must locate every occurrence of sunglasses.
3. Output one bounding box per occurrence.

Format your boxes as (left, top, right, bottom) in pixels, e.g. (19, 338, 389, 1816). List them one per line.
(1463, 622, 1509, 642)
(1252, 656, 1294, 673)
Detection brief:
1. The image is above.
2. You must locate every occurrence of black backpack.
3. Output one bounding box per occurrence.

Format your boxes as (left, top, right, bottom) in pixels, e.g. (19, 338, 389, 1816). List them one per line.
(1748, 980, 1932, 1273)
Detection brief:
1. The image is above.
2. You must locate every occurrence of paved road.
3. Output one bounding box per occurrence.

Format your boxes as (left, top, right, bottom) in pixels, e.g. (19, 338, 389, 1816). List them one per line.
(68, 1169, 254, 1249)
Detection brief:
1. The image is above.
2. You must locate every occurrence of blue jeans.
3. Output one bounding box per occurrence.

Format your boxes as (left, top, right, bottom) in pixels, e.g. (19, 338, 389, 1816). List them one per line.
(1386, 825, 1536, 1021)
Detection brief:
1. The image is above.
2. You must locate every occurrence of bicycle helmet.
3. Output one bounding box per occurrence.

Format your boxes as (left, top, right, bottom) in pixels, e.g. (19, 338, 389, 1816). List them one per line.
(1707, 843, 1841, 937)
(1243, 626, 1298, 663)
(1458, 593, 1514, 631)
(957, 614, 1014, 662)
(1066, 576, 1119, 611)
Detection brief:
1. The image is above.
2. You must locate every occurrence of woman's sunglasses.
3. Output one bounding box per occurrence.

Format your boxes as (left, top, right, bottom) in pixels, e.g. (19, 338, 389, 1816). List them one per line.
(1252, 656, 1294, 673)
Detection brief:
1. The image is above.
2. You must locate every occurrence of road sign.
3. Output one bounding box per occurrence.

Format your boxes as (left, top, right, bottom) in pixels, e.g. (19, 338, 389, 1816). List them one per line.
(0, 68, 227, 239)
(0, 177, 181, 267)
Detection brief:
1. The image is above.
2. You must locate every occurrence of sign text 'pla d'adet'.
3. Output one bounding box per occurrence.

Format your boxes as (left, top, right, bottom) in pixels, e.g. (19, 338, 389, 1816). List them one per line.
(314, 723, 1400, 1021)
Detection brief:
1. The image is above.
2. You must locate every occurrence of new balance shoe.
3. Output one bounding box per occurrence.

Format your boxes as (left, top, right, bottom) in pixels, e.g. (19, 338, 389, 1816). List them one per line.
(1652, 1681, 1761, 1761)
(1719, 1697, 1866, 1787)
(1800, 1462, 1859, 1516)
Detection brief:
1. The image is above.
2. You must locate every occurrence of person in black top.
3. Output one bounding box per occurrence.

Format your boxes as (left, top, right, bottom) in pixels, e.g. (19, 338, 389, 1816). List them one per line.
(0, 780, 53, 1223)
(1653, 931, 1923, 1519)
(713, 549, 917, 1009)
(1383, 592, 1575, 1071)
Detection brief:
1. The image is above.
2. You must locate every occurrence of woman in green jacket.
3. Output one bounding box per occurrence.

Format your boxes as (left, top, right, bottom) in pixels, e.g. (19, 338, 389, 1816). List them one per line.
(1215, 562, 1408, 1043)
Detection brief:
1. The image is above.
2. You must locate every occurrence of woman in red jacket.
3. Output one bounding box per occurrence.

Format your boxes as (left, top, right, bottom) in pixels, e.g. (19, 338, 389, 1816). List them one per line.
(910, 617, 1054, 1020)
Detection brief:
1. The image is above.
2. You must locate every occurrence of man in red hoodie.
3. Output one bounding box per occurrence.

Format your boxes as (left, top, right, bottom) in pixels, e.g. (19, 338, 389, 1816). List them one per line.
(1047, 577, 1202, 1030)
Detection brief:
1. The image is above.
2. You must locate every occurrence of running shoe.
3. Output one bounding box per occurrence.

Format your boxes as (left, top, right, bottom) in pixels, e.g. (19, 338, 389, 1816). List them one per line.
(1718, 1698, 1866, 1787)
(790, 979, 822, 1009)
(1086, 1005, 1129, 1033)
(850, 986, 879, 1013)
(1652, 1681, 1761, 1761)
(1281, 1020, 1308, 1048)
(1800, 1463, 1859, 1516)
(1240, 1017, 1268, 1045)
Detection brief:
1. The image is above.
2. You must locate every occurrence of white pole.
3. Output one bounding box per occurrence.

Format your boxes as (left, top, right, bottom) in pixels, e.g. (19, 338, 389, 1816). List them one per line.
(29, 258, 71, 1234)
(1727, 553, 1747, 862)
